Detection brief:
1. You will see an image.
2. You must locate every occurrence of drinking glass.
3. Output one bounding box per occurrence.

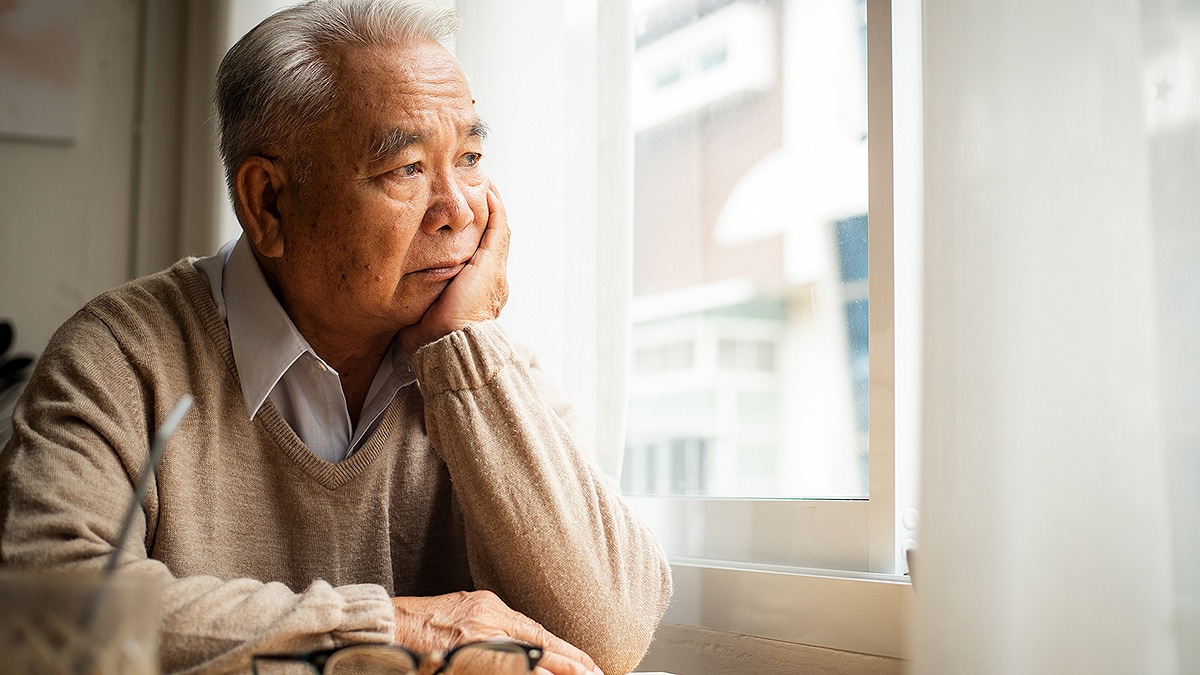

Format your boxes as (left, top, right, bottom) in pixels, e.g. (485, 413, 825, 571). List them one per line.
(0, 570, 159, 674)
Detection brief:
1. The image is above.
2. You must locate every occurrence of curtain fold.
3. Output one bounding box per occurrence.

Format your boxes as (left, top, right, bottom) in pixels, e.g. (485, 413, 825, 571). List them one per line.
(913, 0, 1196, 671)
(1145, 5, 1200, 670)
(456, 0, 634, 479)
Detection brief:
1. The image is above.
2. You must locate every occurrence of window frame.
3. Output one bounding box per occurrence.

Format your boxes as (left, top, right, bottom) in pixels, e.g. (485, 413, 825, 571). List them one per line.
(453, 0, 916, 661)
(621, 0, 914, 659)
(626, 0, 896, 573)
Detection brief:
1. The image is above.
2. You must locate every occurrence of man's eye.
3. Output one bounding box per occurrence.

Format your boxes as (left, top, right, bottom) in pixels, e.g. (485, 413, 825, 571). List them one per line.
(394, 163, 419, 177)
(462, 153, 482, 167)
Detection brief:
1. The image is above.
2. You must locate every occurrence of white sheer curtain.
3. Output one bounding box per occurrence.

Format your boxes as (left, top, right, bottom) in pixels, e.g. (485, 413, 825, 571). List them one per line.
(455, 0, 634, 479)
(913, 0, 1198, 672)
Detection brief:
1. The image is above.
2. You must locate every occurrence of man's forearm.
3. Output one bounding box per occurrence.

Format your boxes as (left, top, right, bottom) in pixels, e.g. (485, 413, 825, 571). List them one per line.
(150, 567, 394, 673)
(413, 321, 673, 675)
(1, 436, 396, 674)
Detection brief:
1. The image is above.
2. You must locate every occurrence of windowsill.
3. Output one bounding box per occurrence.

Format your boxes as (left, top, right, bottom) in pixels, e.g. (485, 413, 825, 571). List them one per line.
(664, 558, 913, 659)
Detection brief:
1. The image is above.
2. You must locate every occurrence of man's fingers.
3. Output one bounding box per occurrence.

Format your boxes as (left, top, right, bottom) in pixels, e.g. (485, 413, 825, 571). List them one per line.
(397, 180, 510, 353)
(476, 185, 510, 260)
(543, 636, 598, 674)
(534, 649, 601, 675)
(486, 179, 504, 212)
(529, 628, 601, 675)
(391, 592, 602, 675)
(495, 612, 598, 675)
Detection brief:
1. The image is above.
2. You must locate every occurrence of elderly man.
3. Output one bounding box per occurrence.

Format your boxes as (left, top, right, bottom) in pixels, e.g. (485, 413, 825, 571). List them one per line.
(0, 1, 671, 673)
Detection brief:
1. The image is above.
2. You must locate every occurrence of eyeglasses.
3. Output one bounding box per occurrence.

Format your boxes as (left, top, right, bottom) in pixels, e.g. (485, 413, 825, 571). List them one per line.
(251, 640, 544, 675)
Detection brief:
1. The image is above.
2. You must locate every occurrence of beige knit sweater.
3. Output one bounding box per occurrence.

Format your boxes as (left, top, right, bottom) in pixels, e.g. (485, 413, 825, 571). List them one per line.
(0, 260, 671, 674)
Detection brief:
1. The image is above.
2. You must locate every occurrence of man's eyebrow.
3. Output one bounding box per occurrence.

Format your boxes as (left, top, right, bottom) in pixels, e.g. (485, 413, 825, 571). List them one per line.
(467, 120, 490, 141)
(368, 120, 490, 165)
(369, 128, 420, 164)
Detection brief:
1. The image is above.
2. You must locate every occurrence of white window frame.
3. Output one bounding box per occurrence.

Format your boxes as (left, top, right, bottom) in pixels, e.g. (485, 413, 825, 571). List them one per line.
(620, 1, 914, 660)
(457, 0, 919, 661)
(623, 0, 892, 574)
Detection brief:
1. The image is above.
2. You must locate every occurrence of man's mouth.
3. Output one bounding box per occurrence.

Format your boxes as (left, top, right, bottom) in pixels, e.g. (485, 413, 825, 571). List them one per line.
(414, 258, 469, 280)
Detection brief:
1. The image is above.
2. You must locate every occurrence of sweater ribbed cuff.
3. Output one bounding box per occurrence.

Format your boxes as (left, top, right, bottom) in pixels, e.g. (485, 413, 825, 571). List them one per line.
(411, 320, 515, 397)
(330, 584, 396, 645)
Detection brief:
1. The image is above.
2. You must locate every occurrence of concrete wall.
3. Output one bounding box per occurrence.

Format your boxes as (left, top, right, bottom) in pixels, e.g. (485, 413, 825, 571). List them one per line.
(0, 0, 235, 355)
(0, 0, 142, 354)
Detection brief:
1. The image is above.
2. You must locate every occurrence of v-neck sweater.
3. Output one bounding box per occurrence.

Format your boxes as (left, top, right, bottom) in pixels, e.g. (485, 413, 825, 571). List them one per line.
(0, 259, 671, 675)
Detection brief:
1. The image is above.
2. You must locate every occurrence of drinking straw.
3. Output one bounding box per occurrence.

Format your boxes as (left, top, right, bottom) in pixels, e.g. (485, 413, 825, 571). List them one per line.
(83, 394, 193, 629)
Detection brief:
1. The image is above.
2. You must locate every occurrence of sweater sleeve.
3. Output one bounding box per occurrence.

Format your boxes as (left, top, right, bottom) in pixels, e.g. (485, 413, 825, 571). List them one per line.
(0, 309, 396, 674)
(411, 320, 673, 675)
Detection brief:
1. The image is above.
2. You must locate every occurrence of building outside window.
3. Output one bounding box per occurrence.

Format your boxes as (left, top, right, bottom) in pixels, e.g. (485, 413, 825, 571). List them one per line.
(623, 0, 872, 499)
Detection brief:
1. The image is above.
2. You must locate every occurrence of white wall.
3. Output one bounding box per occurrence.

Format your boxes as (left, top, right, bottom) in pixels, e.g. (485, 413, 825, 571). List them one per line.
(0, 0, 141, 354)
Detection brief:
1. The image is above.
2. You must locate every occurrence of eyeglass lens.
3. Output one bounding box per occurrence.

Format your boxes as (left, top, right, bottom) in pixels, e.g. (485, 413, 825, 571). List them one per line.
(435, 643, 534, 675)
(322, 643, 533, 675)
(324, 646, 420, 674)
(254, 642, 536, 675)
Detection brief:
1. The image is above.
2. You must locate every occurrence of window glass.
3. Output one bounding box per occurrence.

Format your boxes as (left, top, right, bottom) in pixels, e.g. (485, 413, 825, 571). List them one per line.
(622, 0, 870, 498)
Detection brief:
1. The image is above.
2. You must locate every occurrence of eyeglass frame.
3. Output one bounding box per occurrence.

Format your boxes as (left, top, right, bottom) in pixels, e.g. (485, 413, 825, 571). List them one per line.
(251, 639, 544, 675)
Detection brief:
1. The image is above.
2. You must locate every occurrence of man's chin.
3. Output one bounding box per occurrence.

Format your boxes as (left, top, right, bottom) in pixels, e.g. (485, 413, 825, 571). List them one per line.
(393, 284, 451, 329)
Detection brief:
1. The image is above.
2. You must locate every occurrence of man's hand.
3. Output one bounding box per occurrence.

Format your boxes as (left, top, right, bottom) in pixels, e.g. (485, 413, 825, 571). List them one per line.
(399, 183, 510, 355)
(391, 591, 602, 675)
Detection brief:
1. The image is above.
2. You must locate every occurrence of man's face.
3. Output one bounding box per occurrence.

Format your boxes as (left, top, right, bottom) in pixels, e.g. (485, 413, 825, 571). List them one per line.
(269, 39, 489, 341)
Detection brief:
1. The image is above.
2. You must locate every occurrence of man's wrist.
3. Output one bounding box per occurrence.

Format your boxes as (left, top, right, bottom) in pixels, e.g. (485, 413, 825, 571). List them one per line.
(409, 320, 513, 397)
(328, 583, 397, 646)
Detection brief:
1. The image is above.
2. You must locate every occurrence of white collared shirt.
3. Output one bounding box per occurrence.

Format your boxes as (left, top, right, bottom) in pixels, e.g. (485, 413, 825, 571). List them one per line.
(194, 237, 415, 462)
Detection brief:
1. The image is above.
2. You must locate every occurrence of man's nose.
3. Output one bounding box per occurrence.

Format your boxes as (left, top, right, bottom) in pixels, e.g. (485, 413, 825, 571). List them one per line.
(421, 169, 474, 233)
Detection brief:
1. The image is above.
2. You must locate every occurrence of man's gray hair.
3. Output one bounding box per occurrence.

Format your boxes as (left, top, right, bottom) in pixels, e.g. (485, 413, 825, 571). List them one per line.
(215, 0, 460, 201)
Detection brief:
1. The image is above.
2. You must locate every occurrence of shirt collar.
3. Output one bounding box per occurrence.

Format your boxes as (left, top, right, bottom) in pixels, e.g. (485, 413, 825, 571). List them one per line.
(213, 237, 417, 420)
(222, 237, 315, 418)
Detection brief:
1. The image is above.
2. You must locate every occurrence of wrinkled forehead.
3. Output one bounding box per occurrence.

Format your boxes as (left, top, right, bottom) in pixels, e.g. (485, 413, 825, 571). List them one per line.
(322, 40, 479, 159)
(330, 40, 472, 114)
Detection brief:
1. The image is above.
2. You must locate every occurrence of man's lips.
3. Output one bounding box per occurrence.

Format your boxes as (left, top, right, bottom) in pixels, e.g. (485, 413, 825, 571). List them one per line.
(412, 258, 469, 281)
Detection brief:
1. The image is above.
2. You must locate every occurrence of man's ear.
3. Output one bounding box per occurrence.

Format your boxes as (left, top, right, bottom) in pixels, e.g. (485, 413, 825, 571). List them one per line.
(235, 156, 288, 259)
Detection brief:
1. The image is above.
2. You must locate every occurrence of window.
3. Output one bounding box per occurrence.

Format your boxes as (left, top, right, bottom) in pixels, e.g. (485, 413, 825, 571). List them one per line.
(615, 1, 920, 659)
(622, 0, 906, 576)
(454, 0, 921, 661)
(623, 0, 872, 501)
